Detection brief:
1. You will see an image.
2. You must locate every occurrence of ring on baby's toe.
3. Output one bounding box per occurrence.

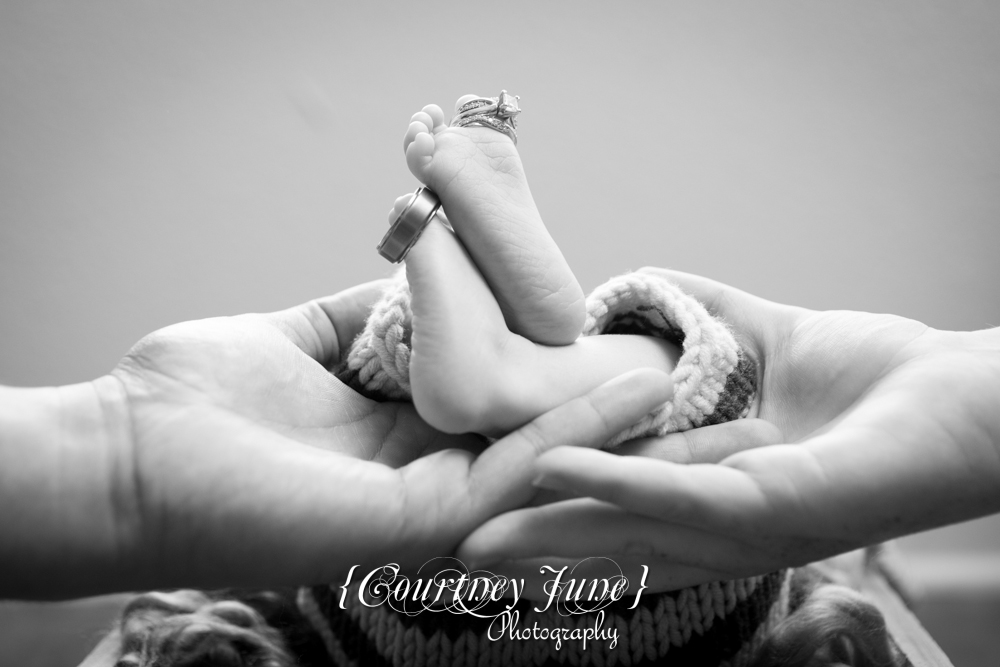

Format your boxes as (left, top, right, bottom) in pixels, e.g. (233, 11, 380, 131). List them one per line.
(450, 90, 521, 142)
(451, 114, 518, 144)
(376, 187, 442, 263)
(493, 90, 521, 124)
(454, 90, 520, 121)
(454, 96, 498, 119)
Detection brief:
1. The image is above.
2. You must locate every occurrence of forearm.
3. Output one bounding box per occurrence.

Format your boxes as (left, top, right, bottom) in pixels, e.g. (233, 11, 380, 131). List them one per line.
(0, 376, 132, 599)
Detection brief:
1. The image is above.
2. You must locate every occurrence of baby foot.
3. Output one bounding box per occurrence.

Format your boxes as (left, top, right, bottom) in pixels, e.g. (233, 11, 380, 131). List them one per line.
(394, 196, 520, 435)
(403, 95, 586, 346)
(392, 194, 680, 437)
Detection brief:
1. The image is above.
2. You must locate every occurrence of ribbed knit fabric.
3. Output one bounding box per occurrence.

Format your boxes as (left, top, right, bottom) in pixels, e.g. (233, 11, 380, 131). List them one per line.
(309, 270, 786, 666)
(300, 571, 791, 667)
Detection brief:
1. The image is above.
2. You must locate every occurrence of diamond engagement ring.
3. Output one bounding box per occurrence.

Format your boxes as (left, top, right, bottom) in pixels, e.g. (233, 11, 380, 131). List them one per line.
(450, 90, 520, 144)
(376, 187, 442, 263)
(454, 96, 498, 119)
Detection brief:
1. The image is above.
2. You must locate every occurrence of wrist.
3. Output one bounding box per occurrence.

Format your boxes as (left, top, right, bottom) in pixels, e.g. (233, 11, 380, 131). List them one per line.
(0, 375, 139, 599)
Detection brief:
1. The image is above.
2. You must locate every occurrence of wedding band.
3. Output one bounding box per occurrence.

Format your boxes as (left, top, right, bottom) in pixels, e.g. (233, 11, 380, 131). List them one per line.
(376, 187, 442, 263)
(455, 97, 497, 118)
(450, 90, 521, 142)
(452, 114, 518, 144)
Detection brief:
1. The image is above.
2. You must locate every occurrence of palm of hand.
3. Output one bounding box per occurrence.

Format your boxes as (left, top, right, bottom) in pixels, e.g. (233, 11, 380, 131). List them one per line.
(759, 309, 928, 441)
(458, 270, 1000, 587)
(115, 313, 479, 467)
(720, 307, 1000, 564)
(104, 305, 489, 585)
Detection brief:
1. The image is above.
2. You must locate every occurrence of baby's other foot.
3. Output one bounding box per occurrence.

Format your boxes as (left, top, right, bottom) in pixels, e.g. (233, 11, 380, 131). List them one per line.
(403, 96, 586, 346)
(391, 193, 520, 435)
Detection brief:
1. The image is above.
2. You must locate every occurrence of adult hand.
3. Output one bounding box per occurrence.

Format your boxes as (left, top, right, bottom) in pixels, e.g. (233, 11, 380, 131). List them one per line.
(0, 278, 673, 599)
(458, 268, 1000, 589)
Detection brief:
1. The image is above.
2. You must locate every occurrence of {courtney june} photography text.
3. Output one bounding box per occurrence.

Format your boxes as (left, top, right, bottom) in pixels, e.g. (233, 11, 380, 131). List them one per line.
(335, 558, 653, 650)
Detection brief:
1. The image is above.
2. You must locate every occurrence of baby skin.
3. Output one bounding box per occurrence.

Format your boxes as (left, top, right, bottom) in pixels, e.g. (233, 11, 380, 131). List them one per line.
(396, 95, 681, 437)
(404, 96, 585, 345)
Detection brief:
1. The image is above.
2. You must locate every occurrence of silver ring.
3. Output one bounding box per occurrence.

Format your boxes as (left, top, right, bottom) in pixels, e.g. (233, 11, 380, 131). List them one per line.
(455, 97, 498, 119)
(494, 90, 521, 127)
(450, 90, 521, 139)
(376, 187, 441, 263)
(452, 114, 517, 144)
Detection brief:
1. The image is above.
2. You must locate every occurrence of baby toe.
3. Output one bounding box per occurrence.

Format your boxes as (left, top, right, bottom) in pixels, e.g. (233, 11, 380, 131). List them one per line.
(421, 104, 446, 130)
(405, 131, 435, 178)
(403, 119, 432, 152)
(410, 110, 435, 130)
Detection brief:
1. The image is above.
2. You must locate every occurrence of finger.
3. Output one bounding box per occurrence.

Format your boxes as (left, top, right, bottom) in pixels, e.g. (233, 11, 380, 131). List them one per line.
(616, 419, 783, 463)
(636, 268, 758, 318)
(526, 419, 782, 506)
(458, 498, 762, 577)
(468, 369, 674, 513)
(635, 267, 807, 341)
(483, 555, 726, 596)
(267, 280, 391, 366)
(532, 446, 774, 533)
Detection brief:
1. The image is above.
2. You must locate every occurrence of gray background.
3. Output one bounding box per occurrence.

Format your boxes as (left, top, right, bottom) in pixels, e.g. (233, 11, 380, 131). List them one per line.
(0, 1, 998, 663)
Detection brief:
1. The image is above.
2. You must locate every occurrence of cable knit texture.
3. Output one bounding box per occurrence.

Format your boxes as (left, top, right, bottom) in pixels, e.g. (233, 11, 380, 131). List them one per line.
(337, 273, 413, 401)
(581, 272, 748, 446)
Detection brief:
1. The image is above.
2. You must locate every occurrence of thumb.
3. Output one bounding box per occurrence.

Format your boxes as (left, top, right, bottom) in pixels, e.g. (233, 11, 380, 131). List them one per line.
(636, 267, 809, 345)
(265, 278, 392, 367)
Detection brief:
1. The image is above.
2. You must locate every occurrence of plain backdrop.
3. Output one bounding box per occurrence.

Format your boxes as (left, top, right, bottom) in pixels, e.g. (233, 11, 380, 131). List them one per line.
(0, 1, 998, 662)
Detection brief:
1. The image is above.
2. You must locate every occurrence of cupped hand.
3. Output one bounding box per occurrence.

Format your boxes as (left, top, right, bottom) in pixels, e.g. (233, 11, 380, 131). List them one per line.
(113, 280, 471, 467)
(458, 268, 1000, 588)
(93, 283, 673, 595)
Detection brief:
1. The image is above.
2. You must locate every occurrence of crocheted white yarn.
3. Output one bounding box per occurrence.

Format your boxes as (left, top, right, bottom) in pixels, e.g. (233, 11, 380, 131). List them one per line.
(343, 270, 412, 401)
(584, 272, 739, 447)
(343, 269, 740, 445)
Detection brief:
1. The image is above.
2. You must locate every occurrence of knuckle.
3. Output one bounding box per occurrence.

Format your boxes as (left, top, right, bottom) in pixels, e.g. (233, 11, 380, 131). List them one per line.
(680, 430, 699, 463)
(581, 394, 616, 439)
(515, 419, 551, 458)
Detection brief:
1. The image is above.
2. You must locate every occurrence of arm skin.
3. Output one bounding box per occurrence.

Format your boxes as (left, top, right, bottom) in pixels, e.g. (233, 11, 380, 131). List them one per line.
(458, 268, 1000, 590)
(0, 279, 675, 600)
